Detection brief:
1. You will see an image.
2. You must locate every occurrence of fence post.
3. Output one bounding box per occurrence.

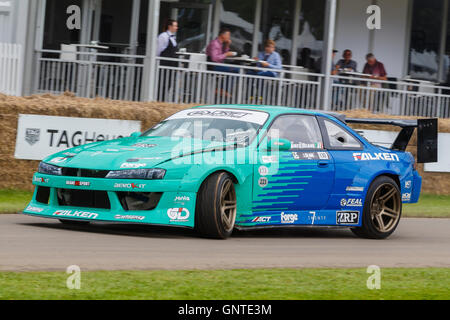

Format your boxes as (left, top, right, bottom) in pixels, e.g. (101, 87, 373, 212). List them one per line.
(142, 0, 160, 101)
(320, 0, 337, 111)
(237, 68, 244, 103)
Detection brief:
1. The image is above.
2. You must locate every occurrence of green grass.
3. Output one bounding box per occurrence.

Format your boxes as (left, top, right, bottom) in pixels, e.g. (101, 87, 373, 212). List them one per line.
(0, 268, 448, 300)
(403, 194, 450, 218)
(0, 189, 448, 218)
(0, 189, 33, 213)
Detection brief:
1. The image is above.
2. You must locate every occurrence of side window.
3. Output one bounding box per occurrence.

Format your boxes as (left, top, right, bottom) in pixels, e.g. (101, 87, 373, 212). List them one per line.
(323, 119, 362, 149)
(268, 115, 323, 150)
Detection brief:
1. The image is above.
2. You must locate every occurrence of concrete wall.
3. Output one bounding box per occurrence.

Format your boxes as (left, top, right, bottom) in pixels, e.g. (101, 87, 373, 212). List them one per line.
(334, 0, 410, 79)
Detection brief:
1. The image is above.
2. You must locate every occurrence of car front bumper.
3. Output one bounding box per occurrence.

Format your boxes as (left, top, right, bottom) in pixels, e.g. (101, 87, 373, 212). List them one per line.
(23, 173, 197, 227)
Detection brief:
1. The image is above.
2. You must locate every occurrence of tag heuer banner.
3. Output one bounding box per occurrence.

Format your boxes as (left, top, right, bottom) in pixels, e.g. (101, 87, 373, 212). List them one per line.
(15, 114, 141, 160)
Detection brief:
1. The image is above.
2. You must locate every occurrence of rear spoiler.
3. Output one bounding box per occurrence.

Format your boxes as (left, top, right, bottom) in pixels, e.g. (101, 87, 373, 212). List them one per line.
(345, 118, 438, 163)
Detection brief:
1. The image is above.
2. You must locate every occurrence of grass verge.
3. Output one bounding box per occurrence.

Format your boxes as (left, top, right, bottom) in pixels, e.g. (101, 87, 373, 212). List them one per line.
(0, 268, 449, 300)
(0, 189, 33, 213)
(0, 189, 448, 218)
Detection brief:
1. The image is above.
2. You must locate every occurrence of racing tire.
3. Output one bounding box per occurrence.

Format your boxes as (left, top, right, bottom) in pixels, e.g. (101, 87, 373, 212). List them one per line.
(351, 176, 402, 239)
(195, 172, 237, 239)
(59, 219, 90, 226)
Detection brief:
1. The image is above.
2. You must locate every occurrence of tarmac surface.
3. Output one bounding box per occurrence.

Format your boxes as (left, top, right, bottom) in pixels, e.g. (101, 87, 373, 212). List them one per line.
(1, 214, 449, 271)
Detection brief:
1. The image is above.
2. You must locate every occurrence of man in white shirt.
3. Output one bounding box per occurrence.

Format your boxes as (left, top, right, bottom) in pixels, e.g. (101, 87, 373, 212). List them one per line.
(157, 19, 178, 65)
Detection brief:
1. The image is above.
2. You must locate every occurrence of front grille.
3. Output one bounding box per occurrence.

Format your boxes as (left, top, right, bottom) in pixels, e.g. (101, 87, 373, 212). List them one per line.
(61, 168, 109, 178)
(57, 189, 111, 209)
(117, 192, 162, 211)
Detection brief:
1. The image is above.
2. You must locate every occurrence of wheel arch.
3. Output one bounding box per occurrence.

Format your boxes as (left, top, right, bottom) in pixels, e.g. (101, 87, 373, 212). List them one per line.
(197, 169, 240, 193)
(368, 171, 401, 191)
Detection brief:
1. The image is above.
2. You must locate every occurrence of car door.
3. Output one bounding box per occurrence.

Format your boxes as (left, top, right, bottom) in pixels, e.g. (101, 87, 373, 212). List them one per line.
(250, 114, 335, 225)
(318, 116, 366, 213)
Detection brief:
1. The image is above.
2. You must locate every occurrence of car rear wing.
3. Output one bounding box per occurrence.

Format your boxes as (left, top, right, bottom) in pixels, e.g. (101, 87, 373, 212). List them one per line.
(345, 118, 438, 163)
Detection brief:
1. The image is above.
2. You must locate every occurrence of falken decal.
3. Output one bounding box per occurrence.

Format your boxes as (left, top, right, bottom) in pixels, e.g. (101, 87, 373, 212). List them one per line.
(353, 152, 399, 162)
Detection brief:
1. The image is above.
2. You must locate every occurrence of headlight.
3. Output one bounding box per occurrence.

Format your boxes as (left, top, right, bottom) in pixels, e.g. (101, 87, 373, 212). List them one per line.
(105, 168, 166, 180)
(38, 162, 62, 175)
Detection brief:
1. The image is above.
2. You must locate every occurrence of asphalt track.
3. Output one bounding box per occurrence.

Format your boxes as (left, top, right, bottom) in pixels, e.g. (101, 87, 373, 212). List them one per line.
(0, 214, 449, 271)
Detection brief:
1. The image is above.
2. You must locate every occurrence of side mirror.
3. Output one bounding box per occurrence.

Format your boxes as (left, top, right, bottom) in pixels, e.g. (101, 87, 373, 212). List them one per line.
(267, 138, 291, 151)
(130, 132, 141, 138)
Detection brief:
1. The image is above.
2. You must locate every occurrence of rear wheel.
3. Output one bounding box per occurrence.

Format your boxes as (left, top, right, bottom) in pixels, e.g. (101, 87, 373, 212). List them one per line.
(195, 172, 237, 239)
(59, 219, 90, 226)
(351, 176, 402, 239)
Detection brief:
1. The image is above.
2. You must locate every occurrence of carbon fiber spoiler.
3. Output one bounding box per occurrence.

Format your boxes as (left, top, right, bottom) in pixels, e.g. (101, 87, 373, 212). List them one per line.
(345, 118, 438, 163)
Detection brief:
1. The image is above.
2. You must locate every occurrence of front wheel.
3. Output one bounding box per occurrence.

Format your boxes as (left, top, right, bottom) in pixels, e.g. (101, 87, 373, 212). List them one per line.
(351, 176, 402, 239)
(195, 172, 237, 239)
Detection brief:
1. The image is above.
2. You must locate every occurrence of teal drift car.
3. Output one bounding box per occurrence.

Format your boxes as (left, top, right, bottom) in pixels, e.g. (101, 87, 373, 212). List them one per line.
(24, 105, 437, 239)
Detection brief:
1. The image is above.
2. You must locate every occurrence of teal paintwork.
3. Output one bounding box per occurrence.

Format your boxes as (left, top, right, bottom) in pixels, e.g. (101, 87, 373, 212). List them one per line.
(23, 105, 421, 229)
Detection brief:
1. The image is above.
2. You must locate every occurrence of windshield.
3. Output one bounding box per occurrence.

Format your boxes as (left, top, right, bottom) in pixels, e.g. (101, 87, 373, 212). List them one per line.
(142, 108, 269, 145)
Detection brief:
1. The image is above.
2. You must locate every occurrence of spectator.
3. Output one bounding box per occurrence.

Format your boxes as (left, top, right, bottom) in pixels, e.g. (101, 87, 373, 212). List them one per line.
(363, 53, 387, 83)
(332, 49, 357, 75)
(206, 28, 238, 73)
(251, 40, 282, 77)
(157, 19, 178, 66)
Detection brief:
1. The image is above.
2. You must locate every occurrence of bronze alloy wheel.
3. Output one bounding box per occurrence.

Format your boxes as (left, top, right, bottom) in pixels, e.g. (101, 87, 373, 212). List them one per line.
(369, 183, 401, 233)
(220, 179, 237, 233)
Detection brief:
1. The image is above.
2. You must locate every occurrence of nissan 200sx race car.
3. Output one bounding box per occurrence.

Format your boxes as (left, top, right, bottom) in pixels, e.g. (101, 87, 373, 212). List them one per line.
(23, 105, 438, 239)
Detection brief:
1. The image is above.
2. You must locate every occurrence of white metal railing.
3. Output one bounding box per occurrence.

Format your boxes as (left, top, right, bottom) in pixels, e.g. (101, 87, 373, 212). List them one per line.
(0, 43, 23, 96)
(330, 75, 450, 118)
(31, 50, 450, 118)
(155, 56, 324, 108)
(34, 49, 145, 101)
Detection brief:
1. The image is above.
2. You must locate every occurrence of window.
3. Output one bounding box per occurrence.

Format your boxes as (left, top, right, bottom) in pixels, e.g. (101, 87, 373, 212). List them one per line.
(323, 119, 361, 149)
(220, 0, 256, 56)
(268, 115, 323, 150)
(408, 0, 444, 81)
(260, 0, 295, 64)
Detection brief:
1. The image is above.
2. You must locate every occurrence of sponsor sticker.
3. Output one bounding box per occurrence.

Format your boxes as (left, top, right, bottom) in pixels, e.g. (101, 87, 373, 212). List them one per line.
(167, 108, 269, 125)
(114, 215, 145, 221)
(291, 142, 323, 149)
(353, 152, 399, 162)
(281, 212, 298, 224)
(120, 162, 147, 169)
(113, 183, 146, 189)
(26, 206, 44, 213)
(405, 181, 412, 189)
(292, 151, 329, 160)
(53, 210, 98, 219)
(252, 216, 271, 223)
(336, 211, 360, 225)
(258, 166, 269, 176)
(261, 155, 278, 164)
(258, 177, 268, 188)
(346, 186, 364, 192)
(167, 208, 190, 222)
(50, 157, 68, 164)
(317, 152, 330, 160)
(133, 143, 156, 148)
(33, 177, 49, 183)
(402, 193, 411, 201)
(340, 198, 363, 207)
(66, 180, 91, 187)
(174, 196, 191, 202)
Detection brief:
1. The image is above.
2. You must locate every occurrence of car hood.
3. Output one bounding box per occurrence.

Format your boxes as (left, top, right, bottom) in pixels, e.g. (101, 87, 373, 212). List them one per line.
(43, 136, 236, 170)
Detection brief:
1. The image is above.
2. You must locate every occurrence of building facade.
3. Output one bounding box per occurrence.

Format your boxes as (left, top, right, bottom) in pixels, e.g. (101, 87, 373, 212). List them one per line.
(1, 0, 450, 110)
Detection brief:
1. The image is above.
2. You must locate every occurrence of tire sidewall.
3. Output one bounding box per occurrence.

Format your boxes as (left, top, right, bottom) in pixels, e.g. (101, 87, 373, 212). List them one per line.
(361, 176, 402, 239)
